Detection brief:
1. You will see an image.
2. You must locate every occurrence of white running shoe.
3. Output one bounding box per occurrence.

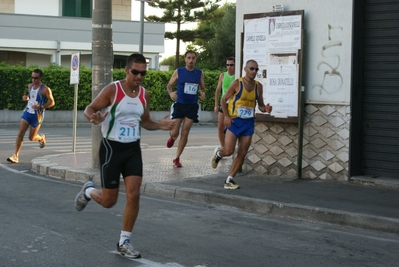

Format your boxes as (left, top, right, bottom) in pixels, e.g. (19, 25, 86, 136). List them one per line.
(117, 240, 141, 258)
(74, 181, 94, 211)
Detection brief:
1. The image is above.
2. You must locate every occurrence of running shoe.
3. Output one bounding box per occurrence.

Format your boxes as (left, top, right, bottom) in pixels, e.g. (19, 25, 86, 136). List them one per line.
(166, 137, 175, 148)
(211, 147, 222, 168)
(214, 146, 221, 156)
(224, 180, 239, 190)
(7, 154, 18, 163)
(173, 158, 182, 168)
(74, 181, 94, 211)
(117, 239, 141, 258)
(38, 133, 46, 149)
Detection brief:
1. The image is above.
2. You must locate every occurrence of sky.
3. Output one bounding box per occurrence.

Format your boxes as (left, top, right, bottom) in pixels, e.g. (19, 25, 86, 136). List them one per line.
(131, 0, 236, 59)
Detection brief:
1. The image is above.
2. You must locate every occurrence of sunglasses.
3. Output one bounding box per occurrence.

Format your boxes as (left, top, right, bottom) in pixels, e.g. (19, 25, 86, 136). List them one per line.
(226, 64, 235, 67)
(129, 68, 147, 76)
(247, 66, 259, 72)
(31, 76, 40, 79)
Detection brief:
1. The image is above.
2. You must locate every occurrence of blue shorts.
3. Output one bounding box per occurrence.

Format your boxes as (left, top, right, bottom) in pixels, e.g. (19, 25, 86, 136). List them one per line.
(21, 110, 44, 128)
(226, 117, 255, 137)
(170, 102, 199, 123)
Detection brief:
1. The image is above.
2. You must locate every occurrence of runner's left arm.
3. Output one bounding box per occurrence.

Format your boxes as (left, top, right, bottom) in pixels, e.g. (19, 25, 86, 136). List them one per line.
(41, 86, 55, 110)
(32, 86, 55, 111)
(256, 83, 272, 113)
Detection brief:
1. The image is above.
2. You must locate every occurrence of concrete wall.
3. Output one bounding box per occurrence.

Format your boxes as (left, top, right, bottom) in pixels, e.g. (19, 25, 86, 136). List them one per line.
(236, 0, 353, 181)
(0, 13, 165, 68)
(15, 0, 59, 16)
(236, 0, 353, 104)
(14, 0, 131, 20)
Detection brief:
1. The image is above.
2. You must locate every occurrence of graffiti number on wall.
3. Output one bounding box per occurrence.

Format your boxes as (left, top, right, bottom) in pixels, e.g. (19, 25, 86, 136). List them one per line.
(313, 24, 344, 96)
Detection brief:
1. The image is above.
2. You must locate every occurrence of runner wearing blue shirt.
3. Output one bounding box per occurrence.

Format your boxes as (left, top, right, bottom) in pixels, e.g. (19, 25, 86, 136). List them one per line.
(7, 69, 55, 163)
(166, 51, 206, 168)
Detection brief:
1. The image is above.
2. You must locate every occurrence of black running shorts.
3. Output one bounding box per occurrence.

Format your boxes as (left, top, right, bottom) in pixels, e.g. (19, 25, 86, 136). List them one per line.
(99, 138, 143, 189)
(170, 102, 199, 123)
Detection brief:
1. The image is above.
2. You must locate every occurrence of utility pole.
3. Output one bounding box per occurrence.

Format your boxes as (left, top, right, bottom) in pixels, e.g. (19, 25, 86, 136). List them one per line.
(138, 0, 152, 54)
(91, 0, 113, 169)
(139, 0, 144, 54)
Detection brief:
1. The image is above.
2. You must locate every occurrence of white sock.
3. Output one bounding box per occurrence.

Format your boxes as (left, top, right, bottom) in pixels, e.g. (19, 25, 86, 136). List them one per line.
(85, 187, 94, 199)
(119, 231, 132, 246)
(226, 176, 234, 183)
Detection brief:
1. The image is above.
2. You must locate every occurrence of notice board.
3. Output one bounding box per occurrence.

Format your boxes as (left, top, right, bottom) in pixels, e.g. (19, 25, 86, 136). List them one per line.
(242, 10, 304, 123)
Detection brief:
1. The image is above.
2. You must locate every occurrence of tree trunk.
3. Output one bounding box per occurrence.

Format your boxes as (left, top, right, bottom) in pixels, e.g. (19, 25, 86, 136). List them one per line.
(174, 8, 182, 69)
(175, 38, 180, 69)
(91, 0, 113, 169)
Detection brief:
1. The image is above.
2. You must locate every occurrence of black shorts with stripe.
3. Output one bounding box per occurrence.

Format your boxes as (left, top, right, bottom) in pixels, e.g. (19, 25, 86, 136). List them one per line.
(170, 102, 199, 123)
(99, 138, 143, 189)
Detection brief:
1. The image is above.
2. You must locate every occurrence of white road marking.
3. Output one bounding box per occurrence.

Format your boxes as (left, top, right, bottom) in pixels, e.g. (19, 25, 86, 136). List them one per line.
(109, 250, 188, 266)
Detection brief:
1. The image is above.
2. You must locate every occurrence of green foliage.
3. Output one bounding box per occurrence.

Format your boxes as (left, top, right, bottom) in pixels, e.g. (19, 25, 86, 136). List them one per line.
(201, 70, 220, 110)
(142, 70, 175, 110)
(195, 3, 236, 69)
(194, 3, 226, 47)
(146, 0, 221, 68)
(0, 64, 221, 112)
(0, 65, 31, 110)
(160, 55, 185, 71)
(207, 4, 236, 63)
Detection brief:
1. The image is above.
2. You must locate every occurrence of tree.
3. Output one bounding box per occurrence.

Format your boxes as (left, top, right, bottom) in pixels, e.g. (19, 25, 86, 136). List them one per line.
(207, 4, 236, 65)
(146, 0, 221, 69)
(193, 3, 226, 47)
(194, 3, 236, 69)
(160, 55, 185, 70)
(91, 0, 113, 169)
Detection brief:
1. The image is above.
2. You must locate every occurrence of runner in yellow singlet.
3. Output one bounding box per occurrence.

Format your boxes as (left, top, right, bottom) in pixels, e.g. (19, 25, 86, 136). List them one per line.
(211, 59, 272, 190)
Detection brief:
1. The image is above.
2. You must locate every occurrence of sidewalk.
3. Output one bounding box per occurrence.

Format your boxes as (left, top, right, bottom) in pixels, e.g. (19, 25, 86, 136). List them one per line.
(31, 148, 399, 234)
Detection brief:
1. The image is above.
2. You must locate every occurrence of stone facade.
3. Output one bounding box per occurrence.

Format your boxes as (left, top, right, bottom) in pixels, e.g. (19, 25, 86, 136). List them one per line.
(0, 0, 14, 13)
(243, 104, 350, 181)
(112, 0, 131, 20)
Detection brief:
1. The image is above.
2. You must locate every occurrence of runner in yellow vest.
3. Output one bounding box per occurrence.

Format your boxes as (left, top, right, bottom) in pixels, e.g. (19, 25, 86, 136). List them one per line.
(211, 60, 272, 189)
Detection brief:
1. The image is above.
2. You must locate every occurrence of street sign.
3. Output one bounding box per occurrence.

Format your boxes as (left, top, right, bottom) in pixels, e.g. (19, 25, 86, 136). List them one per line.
(70, 52, 80, 85)
(69, 52, 80, 152)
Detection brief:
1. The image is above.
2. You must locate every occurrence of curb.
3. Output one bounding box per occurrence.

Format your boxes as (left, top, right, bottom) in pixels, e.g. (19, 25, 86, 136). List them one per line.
(142, 183, 399, 234)
(31, 155, 399, 234)
(31, 153, 101, 185)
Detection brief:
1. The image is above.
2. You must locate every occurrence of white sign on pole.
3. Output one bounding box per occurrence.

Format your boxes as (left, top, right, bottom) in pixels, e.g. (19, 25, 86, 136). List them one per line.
(70, 52, 80, 85)
(70, 52, 80, 152)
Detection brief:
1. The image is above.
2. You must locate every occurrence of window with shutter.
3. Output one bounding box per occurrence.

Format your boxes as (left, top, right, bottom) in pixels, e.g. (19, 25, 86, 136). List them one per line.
(62, 0, 92, 18)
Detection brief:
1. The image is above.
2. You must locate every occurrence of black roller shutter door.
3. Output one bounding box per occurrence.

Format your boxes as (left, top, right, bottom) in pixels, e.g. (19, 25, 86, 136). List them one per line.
(361, 0, 399, 178)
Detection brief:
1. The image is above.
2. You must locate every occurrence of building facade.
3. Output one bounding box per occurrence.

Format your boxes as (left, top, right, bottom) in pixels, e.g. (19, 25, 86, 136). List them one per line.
(236, 0, 399, 181)
(0, 0, 165, 69)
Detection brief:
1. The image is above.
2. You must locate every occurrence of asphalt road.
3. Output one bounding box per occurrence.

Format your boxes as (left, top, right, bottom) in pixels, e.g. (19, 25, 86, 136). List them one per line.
(1, 125, 399, 267)
(1, 165, 399, 267)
